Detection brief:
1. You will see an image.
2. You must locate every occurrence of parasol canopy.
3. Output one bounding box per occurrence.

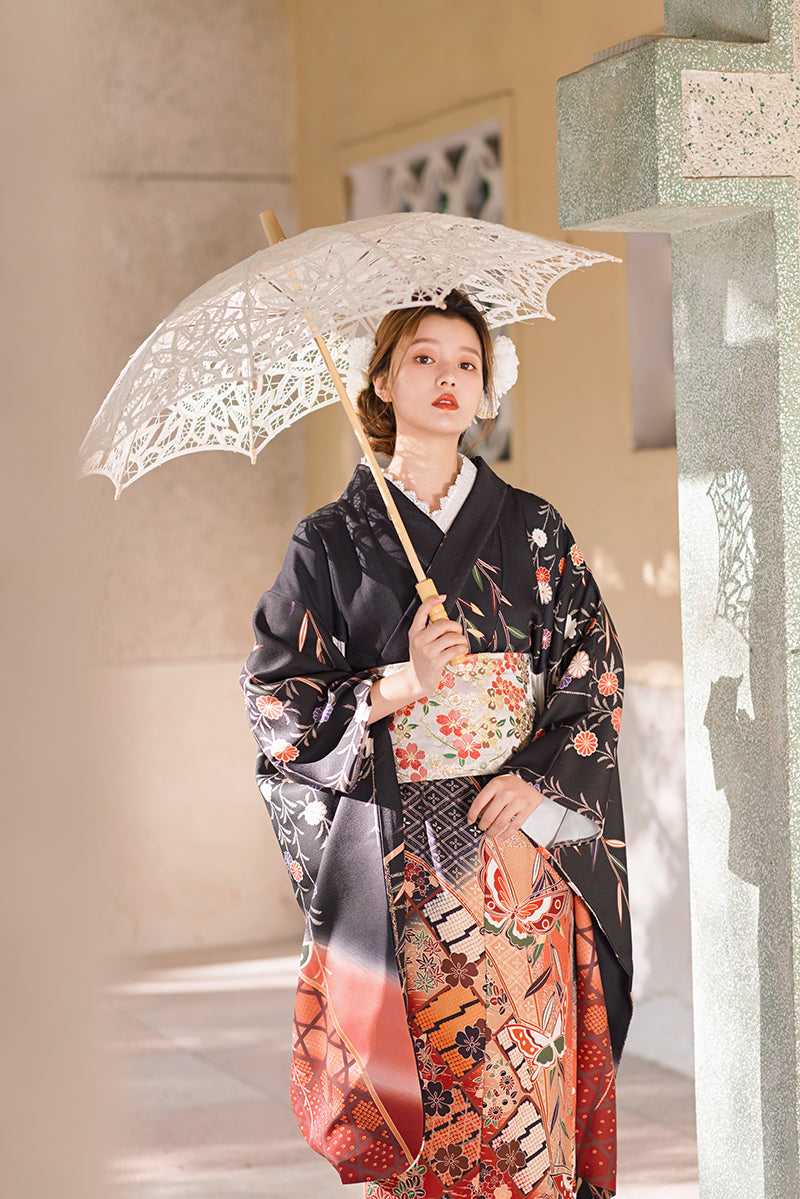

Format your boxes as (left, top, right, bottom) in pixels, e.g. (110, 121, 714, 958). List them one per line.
(79, 211, 618, 498)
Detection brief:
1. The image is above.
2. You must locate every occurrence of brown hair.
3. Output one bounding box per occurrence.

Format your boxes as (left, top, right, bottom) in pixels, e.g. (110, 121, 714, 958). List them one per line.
(356, 290, 495, 456)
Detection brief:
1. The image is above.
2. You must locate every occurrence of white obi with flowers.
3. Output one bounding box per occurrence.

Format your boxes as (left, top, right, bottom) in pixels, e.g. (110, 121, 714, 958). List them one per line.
(382, 651, 537, 784)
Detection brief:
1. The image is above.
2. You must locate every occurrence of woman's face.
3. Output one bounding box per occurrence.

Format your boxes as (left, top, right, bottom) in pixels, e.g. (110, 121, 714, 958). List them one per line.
(376, 313, 484, 446)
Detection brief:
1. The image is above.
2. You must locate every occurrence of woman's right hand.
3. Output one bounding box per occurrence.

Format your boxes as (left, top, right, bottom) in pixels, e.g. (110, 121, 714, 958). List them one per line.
(407, 594, 469, 697)
(367, 594, 469, 723)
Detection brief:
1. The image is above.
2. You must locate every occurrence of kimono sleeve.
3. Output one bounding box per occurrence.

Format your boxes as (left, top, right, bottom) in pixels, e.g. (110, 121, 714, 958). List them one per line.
(240, 519, 376, 800)
(512, 509, 624, 844)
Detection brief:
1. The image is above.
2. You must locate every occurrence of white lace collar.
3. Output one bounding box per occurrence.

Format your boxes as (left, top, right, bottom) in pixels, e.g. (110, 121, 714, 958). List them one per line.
(383, 456, 477, 532)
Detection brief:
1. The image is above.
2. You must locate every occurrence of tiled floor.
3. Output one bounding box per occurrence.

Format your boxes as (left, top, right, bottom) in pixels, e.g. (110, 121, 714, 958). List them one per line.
(106, 952, 698, 1199)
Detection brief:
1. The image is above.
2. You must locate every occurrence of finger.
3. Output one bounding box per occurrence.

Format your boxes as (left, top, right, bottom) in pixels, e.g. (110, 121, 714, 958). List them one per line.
(496, 819, 520, 841)
(411, 594, 447, 630)
(428, 631, 471, 657)
(412, 623, 470, 661)
(413, 615, 464, 643)
(483, 810, 517, 839)
(474, 795, 513, 832)
(467, 779, 500, 823)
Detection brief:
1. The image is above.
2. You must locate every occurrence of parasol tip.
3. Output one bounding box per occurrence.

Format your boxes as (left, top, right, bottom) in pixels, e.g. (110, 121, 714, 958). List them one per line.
(260, 210, 286, 246)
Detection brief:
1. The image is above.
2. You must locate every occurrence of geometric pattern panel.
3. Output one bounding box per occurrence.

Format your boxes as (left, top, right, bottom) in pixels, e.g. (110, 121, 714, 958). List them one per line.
(402, 777, 485, 887)
(492, 1098, 550, 1193)
(415, 983, 485, 1079)
(291, 978, 410, 1183)
(422, 890, 484, 964)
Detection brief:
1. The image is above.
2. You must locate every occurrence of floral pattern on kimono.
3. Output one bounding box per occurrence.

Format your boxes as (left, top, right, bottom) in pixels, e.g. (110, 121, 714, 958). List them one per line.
(241, 458, 632, 1191)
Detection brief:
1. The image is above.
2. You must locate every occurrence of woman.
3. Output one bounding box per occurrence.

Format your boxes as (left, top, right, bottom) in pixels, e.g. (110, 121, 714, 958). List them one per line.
(241, 290, 632, 1199)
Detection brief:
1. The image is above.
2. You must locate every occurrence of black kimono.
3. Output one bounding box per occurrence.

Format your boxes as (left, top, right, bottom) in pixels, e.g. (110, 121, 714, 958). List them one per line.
(241, 458, 632, 1199)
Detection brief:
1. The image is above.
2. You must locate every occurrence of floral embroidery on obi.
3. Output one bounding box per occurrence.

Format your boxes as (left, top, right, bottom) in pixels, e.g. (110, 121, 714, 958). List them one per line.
(381, 651, 536, 782)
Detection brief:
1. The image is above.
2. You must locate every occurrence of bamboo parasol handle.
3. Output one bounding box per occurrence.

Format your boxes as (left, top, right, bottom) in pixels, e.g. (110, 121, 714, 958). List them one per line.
(259, 209, 454, 632)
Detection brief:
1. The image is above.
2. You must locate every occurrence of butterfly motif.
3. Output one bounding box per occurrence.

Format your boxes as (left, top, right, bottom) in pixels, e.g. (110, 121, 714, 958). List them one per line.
(479, 842, 568, 947)
(507, 1016, 566, 1071)
(552, 1172, 574, 1199)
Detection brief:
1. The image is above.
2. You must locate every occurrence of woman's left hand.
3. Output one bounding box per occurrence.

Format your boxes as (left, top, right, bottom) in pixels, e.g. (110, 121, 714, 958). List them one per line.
(467, 775, 543, 840)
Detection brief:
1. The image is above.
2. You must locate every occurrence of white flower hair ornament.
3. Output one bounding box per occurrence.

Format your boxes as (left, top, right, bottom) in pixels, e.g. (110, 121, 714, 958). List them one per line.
(342, 336, 374, 399)
(341, 331, 518, 419)
(478, 334, 518, 418)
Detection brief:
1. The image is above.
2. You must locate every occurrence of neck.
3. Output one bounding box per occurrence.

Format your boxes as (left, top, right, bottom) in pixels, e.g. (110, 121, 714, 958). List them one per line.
(387, 438, 462, 511)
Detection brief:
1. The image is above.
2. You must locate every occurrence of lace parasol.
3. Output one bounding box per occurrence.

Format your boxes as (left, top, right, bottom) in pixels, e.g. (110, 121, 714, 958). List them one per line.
(79, 211, 617, 498)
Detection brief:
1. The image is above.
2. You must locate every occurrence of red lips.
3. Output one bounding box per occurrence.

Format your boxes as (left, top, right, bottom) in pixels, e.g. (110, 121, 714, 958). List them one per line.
(433, 393, 458, 409)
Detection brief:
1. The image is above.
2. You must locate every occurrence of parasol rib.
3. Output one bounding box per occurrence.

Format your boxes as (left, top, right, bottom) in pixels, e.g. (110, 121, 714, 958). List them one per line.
(259, 210, 450, 624)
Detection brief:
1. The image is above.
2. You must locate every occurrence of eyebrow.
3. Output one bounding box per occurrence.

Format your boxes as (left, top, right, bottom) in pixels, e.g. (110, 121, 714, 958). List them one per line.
(408, 337, 481, 354)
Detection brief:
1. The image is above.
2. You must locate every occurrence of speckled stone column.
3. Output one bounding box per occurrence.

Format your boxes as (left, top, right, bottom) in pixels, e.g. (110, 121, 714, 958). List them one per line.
(558, 3, 800, 1196)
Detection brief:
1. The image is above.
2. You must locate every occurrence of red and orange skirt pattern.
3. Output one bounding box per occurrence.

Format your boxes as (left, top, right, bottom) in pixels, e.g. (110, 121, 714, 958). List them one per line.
(367, 652, 618, 1199)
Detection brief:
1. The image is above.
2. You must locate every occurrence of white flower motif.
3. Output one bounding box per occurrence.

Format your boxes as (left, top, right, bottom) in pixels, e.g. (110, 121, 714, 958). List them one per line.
(342, 336, 374, 397)
(570, 650, 591, 678)
(492, 335, 519, 400)
(530, 528, 547, 548)
(303, 799, 327, 826)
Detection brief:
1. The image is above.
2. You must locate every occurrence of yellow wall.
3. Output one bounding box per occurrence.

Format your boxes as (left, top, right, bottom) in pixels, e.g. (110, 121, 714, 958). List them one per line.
(288, 0, 679, 680)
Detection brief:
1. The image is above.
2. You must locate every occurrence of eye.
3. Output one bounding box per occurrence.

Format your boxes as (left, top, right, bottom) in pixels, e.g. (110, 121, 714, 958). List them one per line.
(459, 361, 478, 371)
(414, 354, 434, 364)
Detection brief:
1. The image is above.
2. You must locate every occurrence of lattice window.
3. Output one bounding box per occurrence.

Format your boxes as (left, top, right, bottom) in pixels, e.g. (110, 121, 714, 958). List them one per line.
(347, 121, 511, 461)
(348, 122, 503, 222)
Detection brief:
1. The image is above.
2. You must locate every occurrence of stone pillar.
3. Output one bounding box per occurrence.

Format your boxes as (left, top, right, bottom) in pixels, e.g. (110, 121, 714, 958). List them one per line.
(558, 3, 800, 1196)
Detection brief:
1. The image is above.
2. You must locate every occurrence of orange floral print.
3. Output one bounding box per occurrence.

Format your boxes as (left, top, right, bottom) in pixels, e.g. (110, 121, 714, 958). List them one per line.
(256, 694, 283, 718)
(598, 672, 619, 697)
(272, 739, 300, 762)
(574, 729, 598, 757)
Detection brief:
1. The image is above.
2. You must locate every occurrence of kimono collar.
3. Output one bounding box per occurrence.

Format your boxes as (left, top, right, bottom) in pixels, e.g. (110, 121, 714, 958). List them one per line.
(383, 456, 477, 532)
(378, 457, 509, 662)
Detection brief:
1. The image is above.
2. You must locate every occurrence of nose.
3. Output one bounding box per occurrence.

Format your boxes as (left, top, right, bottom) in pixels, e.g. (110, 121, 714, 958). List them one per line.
(437, 360, 457, 387)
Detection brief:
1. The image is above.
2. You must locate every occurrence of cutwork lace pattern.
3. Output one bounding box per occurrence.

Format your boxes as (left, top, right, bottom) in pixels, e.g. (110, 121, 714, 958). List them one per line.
(79, 212, 616, 495)
(384, 457, 476, 532)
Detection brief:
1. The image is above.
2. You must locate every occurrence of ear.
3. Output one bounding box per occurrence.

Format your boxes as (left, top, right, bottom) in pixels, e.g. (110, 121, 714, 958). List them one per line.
(373, 372, 391, 404)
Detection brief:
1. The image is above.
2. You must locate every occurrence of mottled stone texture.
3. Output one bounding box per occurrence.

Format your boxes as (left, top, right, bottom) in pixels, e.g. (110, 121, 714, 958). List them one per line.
(665, 0, 772, 42)
(559, 2, 800, 1196)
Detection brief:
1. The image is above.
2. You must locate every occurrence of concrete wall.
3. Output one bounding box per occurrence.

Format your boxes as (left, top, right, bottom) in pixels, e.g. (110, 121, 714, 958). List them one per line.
(288, 0, 692, 1075)
(78, 0, 305, 957)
